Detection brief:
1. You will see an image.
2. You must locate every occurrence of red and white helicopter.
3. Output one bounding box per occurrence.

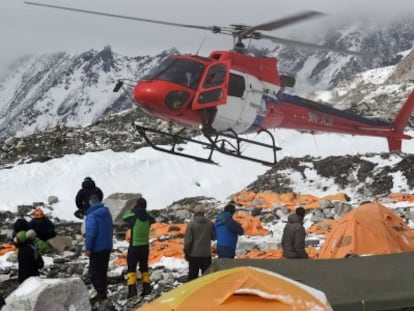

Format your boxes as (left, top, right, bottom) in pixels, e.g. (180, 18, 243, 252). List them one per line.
(26, 2, 414, 165)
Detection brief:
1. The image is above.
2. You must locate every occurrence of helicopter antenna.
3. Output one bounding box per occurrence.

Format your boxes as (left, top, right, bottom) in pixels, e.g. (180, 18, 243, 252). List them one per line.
(195, 36, 208, 56)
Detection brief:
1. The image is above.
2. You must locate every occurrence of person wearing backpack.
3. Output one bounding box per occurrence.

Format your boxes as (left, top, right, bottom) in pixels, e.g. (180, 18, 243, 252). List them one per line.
(123, 197, 155, 299)
(75, 177, 104, 219)
(15, 231, 44, 283)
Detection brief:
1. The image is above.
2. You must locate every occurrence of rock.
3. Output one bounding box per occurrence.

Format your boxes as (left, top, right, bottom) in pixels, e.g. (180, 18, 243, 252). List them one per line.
(48, 196, 59, 205)
(4, 277, 91, 311)
(104, 193, 141, 226)
(47, 235, 74, 252)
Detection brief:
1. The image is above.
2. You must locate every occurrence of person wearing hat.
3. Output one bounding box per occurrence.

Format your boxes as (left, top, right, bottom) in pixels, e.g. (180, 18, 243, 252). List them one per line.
(281, 207, 309, 259)
(75, 177, 104, 219)
(28, 207, 56, 242)
(15, 230, 44, 283)
(214, 203, 244, 258)
(84, 194, 113, 303)
(123, 197, 156, 299)
(184, 205, 216, 281)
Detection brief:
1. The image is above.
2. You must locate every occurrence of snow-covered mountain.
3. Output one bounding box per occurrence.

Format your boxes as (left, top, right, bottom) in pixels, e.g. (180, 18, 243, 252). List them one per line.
(0, 47, 174, 141)
(274, 17, 414, 93)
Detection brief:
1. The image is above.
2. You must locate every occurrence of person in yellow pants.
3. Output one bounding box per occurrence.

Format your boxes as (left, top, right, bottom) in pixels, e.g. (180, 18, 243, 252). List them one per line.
(123, 197, 155, 299)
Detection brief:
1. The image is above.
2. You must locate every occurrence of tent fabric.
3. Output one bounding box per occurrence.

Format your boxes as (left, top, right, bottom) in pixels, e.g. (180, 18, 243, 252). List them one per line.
(139, 266, 332, 311)
(319, 202, 414, 259)
(211, 253, 414, 311)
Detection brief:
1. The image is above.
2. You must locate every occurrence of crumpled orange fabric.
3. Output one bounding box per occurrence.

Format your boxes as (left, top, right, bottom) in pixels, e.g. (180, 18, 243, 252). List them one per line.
(150, 223, 187, 239)
(233, 213, 269, 236)
(307, 220, 335, 235)
(0, 243, 17, 256)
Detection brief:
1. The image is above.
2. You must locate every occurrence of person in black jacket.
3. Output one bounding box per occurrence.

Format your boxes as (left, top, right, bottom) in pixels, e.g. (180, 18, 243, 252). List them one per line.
(15, 231, 44, 283)
(74, 177, 103, 219)
(28, 208, 56, 241)
(281, 207, 309, 259)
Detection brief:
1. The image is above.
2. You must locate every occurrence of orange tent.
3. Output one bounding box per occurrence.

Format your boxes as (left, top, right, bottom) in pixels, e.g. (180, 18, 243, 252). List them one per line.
(139, 266, 332, 311)
(319, 202, 414, 259)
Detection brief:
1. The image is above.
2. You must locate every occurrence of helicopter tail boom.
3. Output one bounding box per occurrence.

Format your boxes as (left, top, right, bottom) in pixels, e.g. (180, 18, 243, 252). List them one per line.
(388, 89, 414, 151)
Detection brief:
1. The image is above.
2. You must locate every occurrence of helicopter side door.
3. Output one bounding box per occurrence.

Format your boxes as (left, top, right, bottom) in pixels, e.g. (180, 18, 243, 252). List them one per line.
(192, 62, 229, 110)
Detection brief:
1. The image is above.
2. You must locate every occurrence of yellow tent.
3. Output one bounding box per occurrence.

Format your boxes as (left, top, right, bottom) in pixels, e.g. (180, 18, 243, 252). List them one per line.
(139, 266, 331, 311)
(319, 202, 414, 259)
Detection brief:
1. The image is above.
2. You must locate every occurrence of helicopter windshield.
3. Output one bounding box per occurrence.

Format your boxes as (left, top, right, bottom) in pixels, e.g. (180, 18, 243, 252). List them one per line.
(143, 58, 205, 90)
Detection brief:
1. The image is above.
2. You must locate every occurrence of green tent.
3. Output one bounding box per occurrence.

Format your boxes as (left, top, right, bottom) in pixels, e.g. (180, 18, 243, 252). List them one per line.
(210, 252, 414, 311)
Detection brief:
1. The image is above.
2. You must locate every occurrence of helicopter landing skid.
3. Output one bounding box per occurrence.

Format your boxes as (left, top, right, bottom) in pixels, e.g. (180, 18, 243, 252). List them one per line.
(134, 124, 281, 166)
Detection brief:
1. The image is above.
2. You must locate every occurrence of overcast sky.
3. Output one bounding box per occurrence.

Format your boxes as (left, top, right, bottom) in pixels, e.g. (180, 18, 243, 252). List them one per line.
(1, 0, 413, 76)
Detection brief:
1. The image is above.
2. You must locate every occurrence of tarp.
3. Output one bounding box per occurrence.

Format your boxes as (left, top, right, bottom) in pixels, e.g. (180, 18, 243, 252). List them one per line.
(232, 191, 348, 210)
(319, 202, 414, 259)
(139, 266, 332, 311)
(211, 252, 414, 311)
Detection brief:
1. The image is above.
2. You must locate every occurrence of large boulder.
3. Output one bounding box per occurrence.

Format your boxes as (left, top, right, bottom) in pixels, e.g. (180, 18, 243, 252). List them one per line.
(103, 193, 141, 226)
(4, 277, 90, 311)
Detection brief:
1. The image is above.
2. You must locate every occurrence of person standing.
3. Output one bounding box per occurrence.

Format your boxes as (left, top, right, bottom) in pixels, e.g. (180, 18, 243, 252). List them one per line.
(281, 207, 309, 259)
(15, 230, 44, 284)
(75, 177, 104, 219)
(123, 197, 155, 299)
(29, 207, 56, 242)
(84, 194, 113, 303)
(214, 203, 244, 258)
(184, 205, 216, 281)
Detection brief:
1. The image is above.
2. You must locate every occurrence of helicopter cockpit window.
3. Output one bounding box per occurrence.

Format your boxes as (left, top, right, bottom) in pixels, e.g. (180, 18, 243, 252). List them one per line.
(143, 58, 205, 90)
(202, 64, 226, 89)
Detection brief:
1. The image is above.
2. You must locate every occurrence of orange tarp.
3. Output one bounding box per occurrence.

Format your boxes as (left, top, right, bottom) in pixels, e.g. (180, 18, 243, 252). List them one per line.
(319, 202, 414, 259)
(307, 220, 335, 235)
(139, 266, 332, 311)
(233, 213, 269, 236)
(0, 243, 17, 256)
(232, 191, 348, 210)
(389, 192, 414, 202)
(150, 223, 187, 239)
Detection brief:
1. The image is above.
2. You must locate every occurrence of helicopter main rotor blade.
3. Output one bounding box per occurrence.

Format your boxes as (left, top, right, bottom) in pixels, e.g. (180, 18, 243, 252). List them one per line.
(260, 33, 365, 57)
(24, 1, 215, 32)
(239, 10, 325, 37)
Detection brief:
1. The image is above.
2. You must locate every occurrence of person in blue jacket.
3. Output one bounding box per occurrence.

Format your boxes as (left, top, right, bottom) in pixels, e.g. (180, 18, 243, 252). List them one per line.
(214, 203, 244, 258)
(84, 194, 113, 303)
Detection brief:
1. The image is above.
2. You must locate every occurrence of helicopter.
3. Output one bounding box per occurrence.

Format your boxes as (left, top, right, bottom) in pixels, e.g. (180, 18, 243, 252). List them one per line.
(25, 1, 414, 166)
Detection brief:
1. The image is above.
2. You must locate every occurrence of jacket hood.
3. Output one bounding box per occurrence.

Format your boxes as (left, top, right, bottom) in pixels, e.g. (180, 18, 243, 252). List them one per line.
(216, 211, 232, 223)
(193, 214, 208, 224)
(288, 213, 304, 224)
(135, 208, 151, 222)
(87, 202, 106, 215)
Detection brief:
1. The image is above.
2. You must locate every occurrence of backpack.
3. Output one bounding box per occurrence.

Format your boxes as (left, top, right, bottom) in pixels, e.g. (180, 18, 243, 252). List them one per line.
(30, 244, 44, 269)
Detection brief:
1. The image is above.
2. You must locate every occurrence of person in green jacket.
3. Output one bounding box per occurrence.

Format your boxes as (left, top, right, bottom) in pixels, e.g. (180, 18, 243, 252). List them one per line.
(123, 197, 155, 299)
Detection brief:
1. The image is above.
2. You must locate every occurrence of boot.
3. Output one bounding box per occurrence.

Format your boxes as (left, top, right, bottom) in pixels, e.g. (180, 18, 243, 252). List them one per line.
(142, 282, 152, 296)
(126, 272, 137, 299)
(141, 271, 152, 296)
(127, 285, 137, 299)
